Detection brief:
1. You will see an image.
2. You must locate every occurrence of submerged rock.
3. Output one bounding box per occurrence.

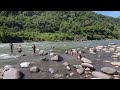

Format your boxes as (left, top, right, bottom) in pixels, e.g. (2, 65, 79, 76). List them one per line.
(101, 67, 117, 75)
(92, 71, 111, 79)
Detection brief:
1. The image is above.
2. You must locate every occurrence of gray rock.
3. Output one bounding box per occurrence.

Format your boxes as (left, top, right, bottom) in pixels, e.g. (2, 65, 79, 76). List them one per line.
(66, 66, 71, 71)
(53, 74, 63, 79)
(73, 65, 82, 68)
(49, 68, 54, 74)
(111, 62, 120, 66)
(85, 68, 91, 71)
(76, 68, 84, 75)
(62, 62, 69, 66)
(4, 65, 13, 71)
(101, 67, 117, 75)
(114, 77, 119, 79)
(70, 72, 74, 77)
(92, 71, 111, 79)
(51, 55, 63, 61)
(3, 68, 24, 79)
(39, 50, 48, 55)
(81, 63, 95, 70)
(81, 57, 92, 64)
(30, 66, 40, 73)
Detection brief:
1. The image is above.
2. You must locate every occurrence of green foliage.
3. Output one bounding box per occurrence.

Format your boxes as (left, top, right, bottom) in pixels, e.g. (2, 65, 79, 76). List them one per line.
(0, 11, 120, 42)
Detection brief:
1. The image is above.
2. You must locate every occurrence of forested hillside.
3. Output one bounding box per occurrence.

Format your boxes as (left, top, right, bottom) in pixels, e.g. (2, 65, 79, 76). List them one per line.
(0, 11, 120, 43)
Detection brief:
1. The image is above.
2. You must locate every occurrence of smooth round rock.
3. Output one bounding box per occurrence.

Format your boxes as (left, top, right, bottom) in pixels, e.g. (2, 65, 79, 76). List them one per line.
(81, 57, 92, 64)
(30, 66, 40, 73)
(92, 71, 111, 79)
(62, 62, 69, 66)
(76, 68, 84, 75)
(3, 68, 24, 79)
(81, 63, 95, 70)
(101, 67, 117, 75)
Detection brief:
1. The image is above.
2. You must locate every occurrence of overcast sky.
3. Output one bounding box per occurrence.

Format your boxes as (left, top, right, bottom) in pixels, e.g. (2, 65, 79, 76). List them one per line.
(94, 11, 120, 18)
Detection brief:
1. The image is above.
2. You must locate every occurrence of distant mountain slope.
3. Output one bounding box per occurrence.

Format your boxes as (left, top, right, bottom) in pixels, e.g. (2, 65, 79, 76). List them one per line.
(0, 11, 120, 42)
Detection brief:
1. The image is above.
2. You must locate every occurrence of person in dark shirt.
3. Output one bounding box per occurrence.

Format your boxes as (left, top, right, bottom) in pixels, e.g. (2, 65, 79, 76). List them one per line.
(32, 44, 36, 54)
(10, 42, 13, 54)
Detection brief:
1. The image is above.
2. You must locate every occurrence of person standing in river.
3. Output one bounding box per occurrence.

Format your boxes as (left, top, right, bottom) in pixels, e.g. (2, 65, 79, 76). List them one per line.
(9, 42, 14, 54)
(32, 44, 36, 55)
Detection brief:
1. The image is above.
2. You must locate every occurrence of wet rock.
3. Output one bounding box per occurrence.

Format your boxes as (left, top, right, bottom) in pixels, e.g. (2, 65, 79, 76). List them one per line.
(3, 68, 24, 79)
(92, 71, 111, 79)
(30, 66, 40, 73)
(73, 65, 82, 68)
(62, 62, 69, 66)
(4, 65, 13, 71)
(81, 63, 95, 70)
(51, 55, 63, 61)
(66, 66, 71, 71)
(110, 62, 120, 66)
(20, 62, 30, 68)
(49, 68, 54, 74)
(101, 67, 117, 75)
(70, 72, 74, 77)
(39, 50, 48, 55)
(53, 74, 63, 79)
(76, 68, 84, 75)
(81, 57, 92, 64)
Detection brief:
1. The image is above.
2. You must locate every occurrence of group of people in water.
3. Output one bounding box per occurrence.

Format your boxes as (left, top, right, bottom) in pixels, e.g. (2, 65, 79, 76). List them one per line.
(9, 42, 36, 55)
(9, 42, 82, 60)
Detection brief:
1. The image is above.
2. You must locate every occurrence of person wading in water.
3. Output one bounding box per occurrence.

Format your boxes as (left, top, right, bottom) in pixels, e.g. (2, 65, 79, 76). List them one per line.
(9, 42, 14, 55)
(32, 44, 36, 55)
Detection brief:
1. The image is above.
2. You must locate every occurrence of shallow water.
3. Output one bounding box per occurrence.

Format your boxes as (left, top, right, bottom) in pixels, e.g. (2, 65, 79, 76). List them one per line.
(0, 40, 120, 66)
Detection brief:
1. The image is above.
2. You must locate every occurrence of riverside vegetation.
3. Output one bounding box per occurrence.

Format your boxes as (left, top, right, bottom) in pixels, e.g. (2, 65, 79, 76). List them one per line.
(0, 11, 120, 42)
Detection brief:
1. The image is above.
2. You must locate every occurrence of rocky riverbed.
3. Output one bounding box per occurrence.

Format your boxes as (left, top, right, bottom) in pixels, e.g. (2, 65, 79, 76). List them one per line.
(1, 42, 120, 79)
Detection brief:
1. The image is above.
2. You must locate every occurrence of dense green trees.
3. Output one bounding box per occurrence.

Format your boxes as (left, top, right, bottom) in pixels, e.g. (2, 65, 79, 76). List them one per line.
(0, 11, 120, 42)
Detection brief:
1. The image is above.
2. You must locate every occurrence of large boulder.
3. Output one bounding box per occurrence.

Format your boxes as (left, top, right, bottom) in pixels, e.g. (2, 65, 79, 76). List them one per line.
(101, 67, 117, 75)
(81, 57, 92, 64)
(30, 66, 40, 73)
(92, 71, 111, 79)
(20, 62, 30, 68)
(3, 68, 24, 79)
(81, 63, 95, 70)
(51, 55, 63, 61)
